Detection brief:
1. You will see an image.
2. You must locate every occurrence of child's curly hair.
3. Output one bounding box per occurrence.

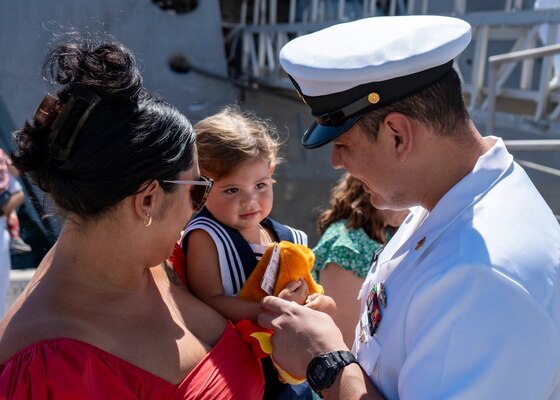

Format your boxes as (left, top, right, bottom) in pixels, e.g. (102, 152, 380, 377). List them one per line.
(195, 105, 283, 179)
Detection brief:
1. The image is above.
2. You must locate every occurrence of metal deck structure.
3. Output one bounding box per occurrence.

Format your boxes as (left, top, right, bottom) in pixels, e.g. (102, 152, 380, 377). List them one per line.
(221, 0, 560, 217)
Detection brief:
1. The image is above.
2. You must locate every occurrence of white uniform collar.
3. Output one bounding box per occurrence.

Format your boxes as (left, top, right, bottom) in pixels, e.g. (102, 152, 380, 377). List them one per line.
(424, 136, 512, 232)
(376, 136, 513, 271)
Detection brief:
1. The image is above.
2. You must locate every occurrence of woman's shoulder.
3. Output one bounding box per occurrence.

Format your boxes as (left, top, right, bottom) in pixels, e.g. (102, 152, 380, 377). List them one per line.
(0, 301, 92, 365)
(321, 220, 379, 247)
(0, 318, 116, 397)
(314, 220, 353, 247)
(1, 337, 96, 367)
(0, 338, 89, 398)
(313, 220, 383, 276)
(0, 337, 180, 399)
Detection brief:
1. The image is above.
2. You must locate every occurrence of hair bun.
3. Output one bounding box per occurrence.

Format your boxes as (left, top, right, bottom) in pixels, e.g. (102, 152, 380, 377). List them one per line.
(44, 35, 143, 99)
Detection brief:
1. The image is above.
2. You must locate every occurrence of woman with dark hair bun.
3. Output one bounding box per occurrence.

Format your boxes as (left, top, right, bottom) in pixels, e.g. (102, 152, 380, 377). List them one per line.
(0, 35, 264, 399)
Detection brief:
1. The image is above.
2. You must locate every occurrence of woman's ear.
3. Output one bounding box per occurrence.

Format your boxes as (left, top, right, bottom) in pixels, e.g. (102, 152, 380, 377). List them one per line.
(133, 180, 160, 224)
(383, 112, 413, 162)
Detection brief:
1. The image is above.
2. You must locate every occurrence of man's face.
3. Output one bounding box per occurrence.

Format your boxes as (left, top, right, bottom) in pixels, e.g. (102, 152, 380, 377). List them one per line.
(330, 123, 408, 210)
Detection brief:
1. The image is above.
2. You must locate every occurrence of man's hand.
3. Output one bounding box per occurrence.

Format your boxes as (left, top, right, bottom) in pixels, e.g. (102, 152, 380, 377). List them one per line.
(258, 296, 347, 378)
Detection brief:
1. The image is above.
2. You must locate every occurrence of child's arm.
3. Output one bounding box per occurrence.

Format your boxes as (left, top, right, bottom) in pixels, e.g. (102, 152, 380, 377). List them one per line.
(185, 229, 263, 323)
(305, 293, 337, 318)
(277, 279, 337, 319)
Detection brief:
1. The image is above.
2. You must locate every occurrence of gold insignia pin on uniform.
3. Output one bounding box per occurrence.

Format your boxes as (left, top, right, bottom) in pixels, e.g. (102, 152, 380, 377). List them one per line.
(415, 236, 426, 250)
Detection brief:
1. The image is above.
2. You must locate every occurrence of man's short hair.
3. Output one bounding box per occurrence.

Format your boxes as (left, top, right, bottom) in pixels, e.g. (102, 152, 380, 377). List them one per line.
(358, 68, 470, 141)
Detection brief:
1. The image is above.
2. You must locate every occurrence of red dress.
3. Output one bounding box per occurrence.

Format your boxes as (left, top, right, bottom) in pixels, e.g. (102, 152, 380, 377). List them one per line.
(0, 322, 264, 399)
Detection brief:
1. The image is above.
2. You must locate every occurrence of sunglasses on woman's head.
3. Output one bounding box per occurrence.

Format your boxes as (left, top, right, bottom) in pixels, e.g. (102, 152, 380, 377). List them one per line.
(162, 176, 214, 212)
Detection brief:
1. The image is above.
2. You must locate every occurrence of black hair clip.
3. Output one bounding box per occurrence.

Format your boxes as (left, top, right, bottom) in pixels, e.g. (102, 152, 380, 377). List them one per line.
(47, 85, 101, 163)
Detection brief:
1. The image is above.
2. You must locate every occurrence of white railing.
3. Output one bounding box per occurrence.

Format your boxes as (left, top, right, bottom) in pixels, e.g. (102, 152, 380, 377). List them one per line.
(487, 43, 560, 134)
(504, 140, 560, 178)
(462, 9, 560, 119)
(503, 140, 560, 224)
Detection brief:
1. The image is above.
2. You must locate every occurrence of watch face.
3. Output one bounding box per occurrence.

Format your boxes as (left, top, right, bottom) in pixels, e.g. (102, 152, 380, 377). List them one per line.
(311, 363, 327, 381)
(307, 351, 358, 393)
(307, 357, 335, 390)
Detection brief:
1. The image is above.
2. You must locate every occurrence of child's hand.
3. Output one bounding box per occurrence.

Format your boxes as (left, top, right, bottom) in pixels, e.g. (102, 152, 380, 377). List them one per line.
(278, 278, 308, 305)
(305, 293, 337, 317)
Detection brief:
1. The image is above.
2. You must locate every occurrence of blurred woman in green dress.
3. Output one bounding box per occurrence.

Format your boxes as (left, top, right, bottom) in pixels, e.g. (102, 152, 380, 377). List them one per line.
(313, 173, 408, 347)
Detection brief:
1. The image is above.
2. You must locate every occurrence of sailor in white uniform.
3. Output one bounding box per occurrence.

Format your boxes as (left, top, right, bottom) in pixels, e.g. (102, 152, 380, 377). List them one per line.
(258, 15, 560, 399)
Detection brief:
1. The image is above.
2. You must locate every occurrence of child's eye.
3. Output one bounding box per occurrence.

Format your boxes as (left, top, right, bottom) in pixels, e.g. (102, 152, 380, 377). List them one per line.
(255, 182, 268, 190)
(225, 187, 239, 195)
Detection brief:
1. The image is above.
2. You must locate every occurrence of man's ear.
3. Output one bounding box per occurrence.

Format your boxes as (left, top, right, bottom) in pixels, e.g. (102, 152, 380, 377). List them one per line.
(133, 180, 160, 222)
(383, 112, 413, 162)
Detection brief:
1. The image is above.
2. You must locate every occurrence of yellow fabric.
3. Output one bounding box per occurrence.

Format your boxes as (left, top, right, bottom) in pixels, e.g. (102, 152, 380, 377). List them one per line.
(238, 241, 324, 301)
(249, 331, 305, 385)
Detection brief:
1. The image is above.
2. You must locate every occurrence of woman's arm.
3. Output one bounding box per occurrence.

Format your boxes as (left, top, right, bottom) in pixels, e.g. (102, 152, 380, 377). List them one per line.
(318, 262, 364, 349)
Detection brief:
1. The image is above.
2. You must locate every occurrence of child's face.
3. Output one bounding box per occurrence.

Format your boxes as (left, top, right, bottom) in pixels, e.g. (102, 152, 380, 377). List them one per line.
(205, 159, 274, 233)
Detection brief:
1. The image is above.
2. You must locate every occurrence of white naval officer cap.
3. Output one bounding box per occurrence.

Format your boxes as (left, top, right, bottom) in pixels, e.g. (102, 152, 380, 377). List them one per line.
(279, 15, 472, 149)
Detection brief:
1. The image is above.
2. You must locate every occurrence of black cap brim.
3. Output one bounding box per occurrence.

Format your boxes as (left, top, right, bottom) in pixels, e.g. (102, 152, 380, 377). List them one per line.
(301, 114, 362, 149)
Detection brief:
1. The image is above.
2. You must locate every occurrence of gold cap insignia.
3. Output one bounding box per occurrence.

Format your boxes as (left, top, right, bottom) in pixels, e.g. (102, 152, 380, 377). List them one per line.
(368, 92, 380, 104)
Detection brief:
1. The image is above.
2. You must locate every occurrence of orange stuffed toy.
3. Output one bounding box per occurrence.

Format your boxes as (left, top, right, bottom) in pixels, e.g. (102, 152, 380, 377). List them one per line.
(238, 240, 323, 301)
(237, 240, 324, 384)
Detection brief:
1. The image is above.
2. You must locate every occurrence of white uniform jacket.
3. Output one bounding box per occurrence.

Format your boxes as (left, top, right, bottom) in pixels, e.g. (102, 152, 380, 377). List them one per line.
(354, 137, 560, 399)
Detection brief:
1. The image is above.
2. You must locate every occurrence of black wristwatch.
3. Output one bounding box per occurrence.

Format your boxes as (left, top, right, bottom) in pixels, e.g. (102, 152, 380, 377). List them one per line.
(306, 350, 358, 397)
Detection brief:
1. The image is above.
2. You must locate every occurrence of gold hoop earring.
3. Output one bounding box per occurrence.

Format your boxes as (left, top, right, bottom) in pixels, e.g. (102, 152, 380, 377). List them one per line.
(144, 213, 152, 227)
